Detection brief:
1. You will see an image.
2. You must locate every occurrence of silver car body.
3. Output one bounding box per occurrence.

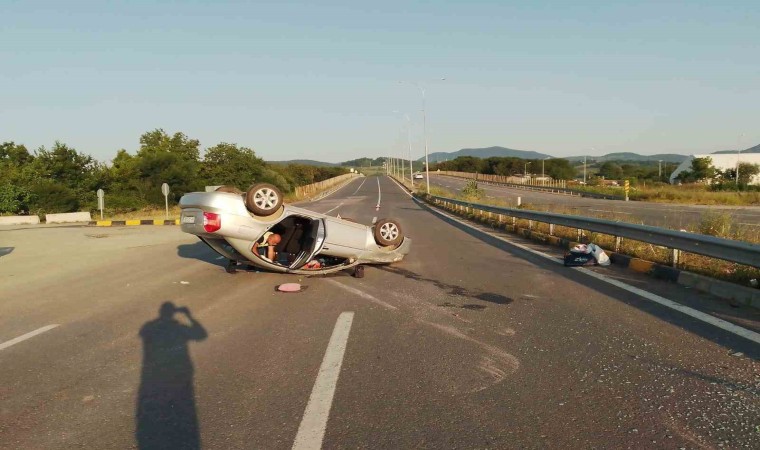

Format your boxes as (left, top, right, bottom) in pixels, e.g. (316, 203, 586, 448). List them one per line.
(179, 191, 411, 274)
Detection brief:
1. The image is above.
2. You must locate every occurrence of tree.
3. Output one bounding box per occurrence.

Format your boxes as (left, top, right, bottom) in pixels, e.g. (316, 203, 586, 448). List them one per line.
(597, 162, 623, 179)
(136, 129, 202, 202)
(678, 157, 716, 183)
(201, 143, 265, 188)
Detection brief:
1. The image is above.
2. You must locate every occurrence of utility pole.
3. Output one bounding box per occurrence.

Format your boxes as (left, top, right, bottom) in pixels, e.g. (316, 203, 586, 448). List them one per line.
(658, 160, 663, 179)
(583, 156, 587, 184)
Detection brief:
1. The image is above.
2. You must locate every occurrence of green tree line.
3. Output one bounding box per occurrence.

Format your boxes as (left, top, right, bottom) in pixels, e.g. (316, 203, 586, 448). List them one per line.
(432, 156, 577, 180)
(0, 129, 348, 216)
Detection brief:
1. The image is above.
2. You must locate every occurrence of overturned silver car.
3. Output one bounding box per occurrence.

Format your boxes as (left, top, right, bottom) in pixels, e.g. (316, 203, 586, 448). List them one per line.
(179, 182, 411, 277)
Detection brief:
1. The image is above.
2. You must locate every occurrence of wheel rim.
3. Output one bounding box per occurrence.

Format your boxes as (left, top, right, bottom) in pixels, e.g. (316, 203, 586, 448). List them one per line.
(253, 188, 278, 210)
(380, 222, 399, 241)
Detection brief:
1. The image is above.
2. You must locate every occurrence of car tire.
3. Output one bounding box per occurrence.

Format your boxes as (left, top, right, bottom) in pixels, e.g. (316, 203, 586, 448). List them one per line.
(245, 183, 283, 216)
(373, 218, 403, 247)
(216, 185, 243, 195)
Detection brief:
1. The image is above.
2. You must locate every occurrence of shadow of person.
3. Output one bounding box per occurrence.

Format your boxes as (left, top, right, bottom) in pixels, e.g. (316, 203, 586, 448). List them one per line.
(136, 302, 207, 450)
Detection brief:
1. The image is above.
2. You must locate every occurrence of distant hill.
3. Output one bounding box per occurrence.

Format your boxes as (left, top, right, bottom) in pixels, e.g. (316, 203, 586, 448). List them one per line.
(422, 146, 552, 163)
(564, 153, 688, 163)
(712, 143, 760, 154)
(268, 159, 337, 167)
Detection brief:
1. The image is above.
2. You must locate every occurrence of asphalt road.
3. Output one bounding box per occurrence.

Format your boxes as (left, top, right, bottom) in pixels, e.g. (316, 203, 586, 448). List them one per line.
(428, 174, 760, 229)
(1, 175, 759, 449)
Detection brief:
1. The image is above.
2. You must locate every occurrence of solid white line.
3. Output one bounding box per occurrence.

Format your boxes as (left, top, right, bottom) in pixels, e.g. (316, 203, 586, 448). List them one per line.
(376, 177, 382, 207)
(0, 325, 60, 351)
(387, 176, 413, 198)
(351, 178, 367, 196)
(325, 279, 397, 310)
(372, 216, 377, 224)
(292, 312, 355, 450)
(423, 203, 760, 345)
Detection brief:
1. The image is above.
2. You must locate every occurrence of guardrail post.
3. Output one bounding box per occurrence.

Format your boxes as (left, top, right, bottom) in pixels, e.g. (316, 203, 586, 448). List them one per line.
(577, 228, 582, 242)
(528, 220, 533, 230)
(517, 196, 521, 207)
(615, 236, 622, 252)
(498, 214, 503, 224)
(671, 248, 680, 267)
(549, 224, 555, 236)
(512, 216, 516, 227)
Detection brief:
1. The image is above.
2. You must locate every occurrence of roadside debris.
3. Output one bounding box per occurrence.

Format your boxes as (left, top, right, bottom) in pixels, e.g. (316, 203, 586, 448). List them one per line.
(564, 243, 611, 267)
(180, 281, 190, 285)
(277, 283, 302, 293)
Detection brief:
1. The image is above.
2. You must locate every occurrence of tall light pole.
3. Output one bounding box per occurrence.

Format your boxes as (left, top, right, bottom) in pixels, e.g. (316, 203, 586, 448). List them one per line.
(400, 78, 445, 193)
(525, 161, 531, 177)
(737, 132, 745, 187)
(393, 111, 415, 183)
(542, 157, 551, 182)
(658, 160, 663, 179)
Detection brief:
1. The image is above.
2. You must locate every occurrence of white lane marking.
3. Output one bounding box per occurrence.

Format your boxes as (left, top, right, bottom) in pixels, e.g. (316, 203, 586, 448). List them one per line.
(325, 279, 397, 310)
(323, 202, 344, 215)
(376, 177, 382, 207)
(388, 176, 413, 198)
(0, 325, 60, 351)
(351, 178, 367, 196)
(422, 202, 760, 345)
(372, 216, 377, 224)
(292, 312, 355, 450)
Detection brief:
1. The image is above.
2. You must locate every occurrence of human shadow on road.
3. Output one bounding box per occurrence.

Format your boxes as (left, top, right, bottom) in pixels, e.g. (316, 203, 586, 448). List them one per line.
(136, 302, 207, 450)
(177, 241, 226, 267)
(0, 247, 14, 257)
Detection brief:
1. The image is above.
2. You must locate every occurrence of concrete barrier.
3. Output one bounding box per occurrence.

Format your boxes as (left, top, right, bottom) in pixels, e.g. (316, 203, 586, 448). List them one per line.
(0, 215, 40, 225)
(45, 212, 92, 224)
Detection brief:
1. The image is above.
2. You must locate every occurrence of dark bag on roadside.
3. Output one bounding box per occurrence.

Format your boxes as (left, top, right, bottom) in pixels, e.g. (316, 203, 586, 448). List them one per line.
(564, 249, 596, 267)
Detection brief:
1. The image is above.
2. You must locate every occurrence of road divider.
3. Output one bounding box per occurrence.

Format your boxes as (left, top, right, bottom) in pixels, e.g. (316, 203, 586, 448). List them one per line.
(46, 212, 92, 223)
(89, 219, 180, 226)
(0, 215, 40, 225)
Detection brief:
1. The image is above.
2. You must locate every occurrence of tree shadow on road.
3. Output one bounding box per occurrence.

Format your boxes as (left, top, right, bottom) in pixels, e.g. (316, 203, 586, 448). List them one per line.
(136, 302, 207, 450)
(0, 247, 13, 258)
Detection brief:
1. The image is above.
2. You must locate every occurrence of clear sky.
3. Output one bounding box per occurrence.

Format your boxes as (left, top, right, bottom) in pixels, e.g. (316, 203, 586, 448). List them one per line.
(2, 0, 758, 163)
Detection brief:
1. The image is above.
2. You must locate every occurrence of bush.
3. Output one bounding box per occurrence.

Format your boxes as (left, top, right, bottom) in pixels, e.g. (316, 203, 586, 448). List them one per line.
(461, 180, 484, 200)
(29, 181, 80, 217)
(0, 184, 34, 214)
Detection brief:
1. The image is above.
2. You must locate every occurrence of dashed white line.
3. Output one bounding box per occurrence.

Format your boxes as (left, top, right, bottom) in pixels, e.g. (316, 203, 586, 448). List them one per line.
(351, 178, 367, 196)
(292, 312, 355, 450)
(0, 325, 60, 351)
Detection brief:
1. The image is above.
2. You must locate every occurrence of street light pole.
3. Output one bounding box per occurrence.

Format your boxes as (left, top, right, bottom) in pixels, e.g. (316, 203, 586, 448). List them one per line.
(401, 78, 445, 194)
(658, 160, 663, 179)
(583, 155, 587, 184)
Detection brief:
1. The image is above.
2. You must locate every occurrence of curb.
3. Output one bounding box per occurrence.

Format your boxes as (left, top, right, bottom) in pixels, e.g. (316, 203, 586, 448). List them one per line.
(420, 194, 760, 310)
(89, 219, 180, 227)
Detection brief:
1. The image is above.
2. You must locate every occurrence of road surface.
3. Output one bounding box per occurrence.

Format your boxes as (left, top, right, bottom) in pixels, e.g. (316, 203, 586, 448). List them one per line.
(1, 176, 758, 449)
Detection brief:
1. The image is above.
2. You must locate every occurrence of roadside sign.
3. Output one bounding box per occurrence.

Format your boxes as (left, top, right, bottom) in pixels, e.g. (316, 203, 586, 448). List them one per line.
(97, 189, 104, 219)
(161, 183, 170, 219)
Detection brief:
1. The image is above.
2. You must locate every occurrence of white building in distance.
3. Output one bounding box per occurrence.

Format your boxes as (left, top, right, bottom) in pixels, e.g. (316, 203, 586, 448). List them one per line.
(669, 154, 760, 185)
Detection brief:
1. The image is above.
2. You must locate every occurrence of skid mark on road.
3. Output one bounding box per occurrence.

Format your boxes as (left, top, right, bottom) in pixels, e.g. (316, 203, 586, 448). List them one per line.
(293, 312, 354, 450)
(0, 325, 60, 351)
(419, 320, 520, 393)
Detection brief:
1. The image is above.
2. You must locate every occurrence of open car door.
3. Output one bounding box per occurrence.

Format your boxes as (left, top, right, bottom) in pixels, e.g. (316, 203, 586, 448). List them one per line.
(288, 218, 326, 270)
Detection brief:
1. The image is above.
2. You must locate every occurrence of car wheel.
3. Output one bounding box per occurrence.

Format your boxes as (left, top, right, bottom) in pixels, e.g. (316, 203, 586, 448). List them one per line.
(216, 185, 243, 194)
(245, 183, 283, 216)
(373, 218, 403, 247)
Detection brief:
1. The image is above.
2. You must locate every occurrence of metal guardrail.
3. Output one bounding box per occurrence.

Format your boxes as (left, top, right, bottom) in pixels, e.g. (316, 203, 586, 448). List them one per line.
(428, 195, 760, 268)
